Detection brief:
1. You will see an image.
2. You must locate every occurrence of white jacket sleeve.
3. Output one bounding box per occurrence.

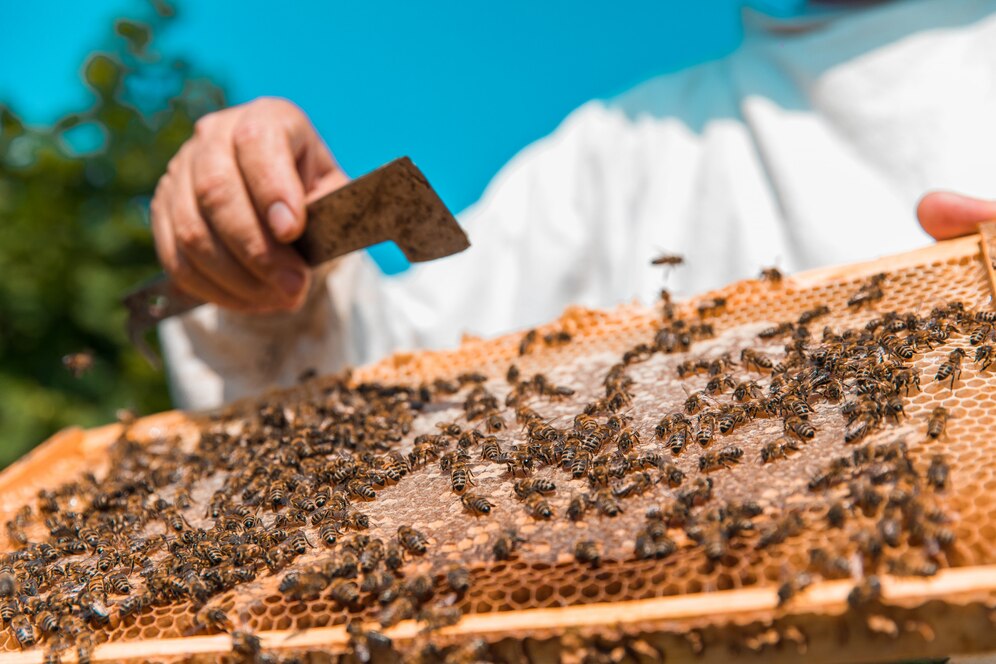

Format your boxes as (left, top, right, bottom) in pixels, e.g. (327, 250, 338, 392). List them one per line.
(160, 102, 651, 410)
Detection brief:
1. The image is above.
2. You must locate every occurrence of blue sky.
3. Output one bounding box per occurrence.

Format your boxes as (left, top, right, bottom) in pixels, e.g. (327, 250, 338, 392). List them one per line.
(1, 1, 777, 271)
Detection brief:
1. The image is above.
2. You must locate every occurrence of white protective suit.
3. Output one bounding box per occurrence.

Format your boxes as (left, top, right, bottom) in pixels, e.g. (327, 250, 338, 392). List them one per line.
(162, 0, 996, 410)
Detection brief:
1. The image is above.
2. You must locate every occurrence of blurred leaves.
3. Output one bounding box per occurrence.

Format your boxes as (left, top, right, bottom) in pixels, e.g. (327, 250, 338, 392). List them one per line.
(0, 4, 225, 467)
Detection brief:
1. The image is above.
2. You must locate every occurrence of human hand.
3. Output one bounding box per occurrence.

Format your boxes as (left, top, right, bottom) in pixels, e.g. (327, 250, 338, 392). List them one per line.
(151, 97, 348, 313)
(918, 191, 996, 241)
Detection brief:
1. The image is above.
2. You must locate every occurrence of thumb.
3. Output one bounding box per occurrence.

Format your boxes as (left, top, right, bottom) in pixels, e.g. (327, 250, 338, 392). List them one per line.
(917, 190, 996, 240)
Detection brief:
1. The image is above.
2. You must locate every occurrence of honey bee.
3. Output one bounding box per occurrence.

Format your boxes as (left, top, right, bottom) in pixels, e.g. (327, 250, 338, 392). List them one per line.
(11, 614, 35, 647)
(759, 266, 784, 283)
(975, 344, 994, 370)
(397, 526, 429, 555)
(810, 547, 851, 579)
(827, 501, 848, 528)
(444, 565, 471, 595)
(612, 471, 656, 498)
(759, 321, 795, 339)
(278, 571, 329, 600)
(61, 351, 94, 378)
(480, 436, 503, 462)
(757, 511, 803, 548)
(197, 606, 233, 633)
(329, 578, 361, 606)
(513, 478, 556, 499)
(519, 329, 539, 356)
(784, 415, 815, 440)
(593, 489, 623, 517)
(492, 528, 525, 560)
(231, 630, 261, 660)
(650, 253, 684, 267)
(567, 494, 589, 522)
(380, 596, 416, 628)
(697, 297, 727, 317)
(934, 348, 965, 389)
(461, 493, 494, 516)
(887, 553, 939, 577)
(694, 413, 715, 447)
(926, 406, 949, 439)
(524, 493, 553, 520)
(776, 572, 813, 606)
(449, 463, 475, 495)
(846, 576, 882, 608)
(797, 305, 830, 325)
(927, 455, 949, 490)
(574, 540, 602, 568)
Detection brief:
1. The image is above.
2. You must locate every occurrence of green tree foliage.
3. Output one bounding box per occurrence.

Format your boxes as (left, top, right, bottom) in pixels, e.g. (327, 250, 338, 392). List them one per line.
(0, 5, 225, 467)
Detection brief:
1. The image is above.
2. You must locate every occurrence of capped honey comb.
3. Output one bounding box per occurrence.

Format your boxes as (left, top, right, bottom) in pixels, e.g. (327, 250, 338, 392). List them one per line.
(1, 232, 996, 663)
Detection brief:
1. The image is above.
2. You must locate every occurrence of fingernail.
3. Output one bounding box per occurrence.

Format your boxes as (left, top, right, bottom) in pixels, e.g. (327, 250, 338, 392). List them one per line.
(268, 201, 296, 240)
(276, 268, 305, 298)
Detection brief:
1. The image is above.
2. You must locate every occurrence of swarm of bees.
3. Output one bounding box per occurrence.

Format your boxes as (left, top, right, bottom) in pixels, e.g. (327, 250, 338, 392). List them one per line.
(0, 263, 986, 663)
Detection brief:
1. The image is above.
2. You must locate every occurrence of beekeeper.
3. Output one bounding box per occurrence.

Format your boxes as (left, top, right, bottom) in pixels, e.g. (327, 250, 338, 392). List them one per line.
(151, 0, 996, 409)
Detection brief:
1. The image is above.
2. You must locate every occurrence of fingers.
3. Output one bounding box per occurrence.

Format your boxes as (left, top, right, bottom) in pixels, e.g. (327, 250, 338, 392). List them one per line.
(917, 191, 996, 240)
(232, 98, 340, 243)
(151, 159, 256, 312)
(190, 139, 311, 309)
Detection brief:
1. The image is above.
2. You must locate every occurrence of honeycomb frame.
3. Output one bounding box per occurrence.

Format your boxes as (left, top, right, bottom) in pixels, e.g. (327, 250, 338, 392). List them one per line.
(1, 232, 996, 662)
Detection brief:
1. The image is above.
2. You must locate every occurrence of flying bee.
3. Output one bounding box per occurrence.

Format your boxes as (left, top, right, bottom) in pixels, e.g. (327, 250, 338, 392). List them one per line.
(926, 406, 949, 439)
(574, 540, 602, 568)
(651, 253, 684, 267)
(927, 455, 949, 490)
(934, 348, 965, 389)
(62, 350, 94, 377)
(397, 526, 429, 555)
(759, 266, 784, 283)
(461, 493, 494, 516)
(492, 529, 525, 561)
